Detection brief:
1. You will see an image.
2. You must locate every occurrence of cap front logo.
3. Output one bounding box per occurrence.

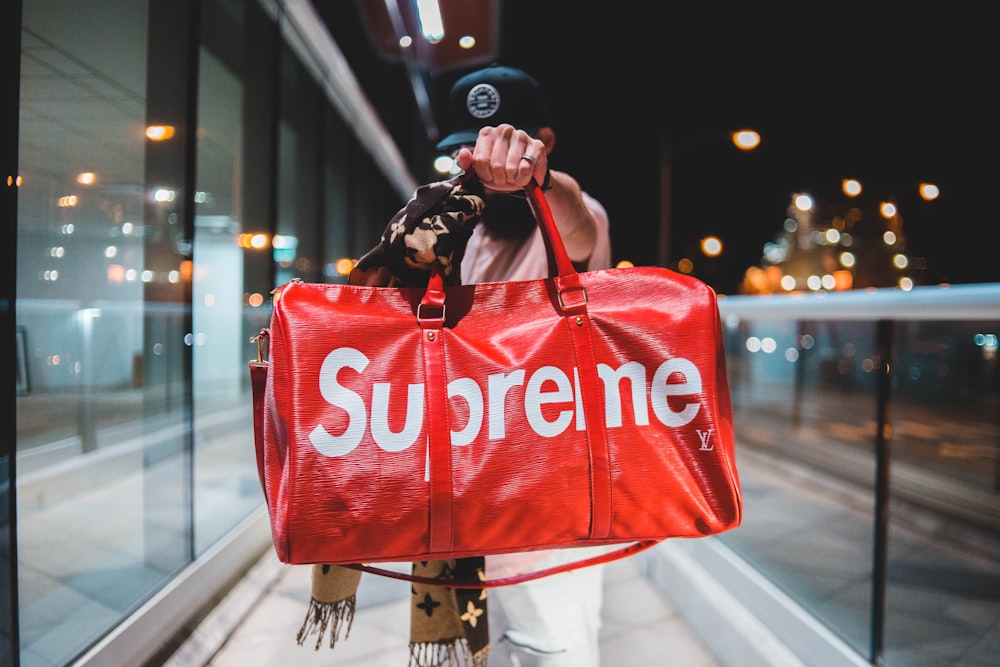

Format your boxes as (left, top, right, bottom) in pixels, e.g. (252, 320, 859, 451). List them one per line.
(466, 83, 500, 119)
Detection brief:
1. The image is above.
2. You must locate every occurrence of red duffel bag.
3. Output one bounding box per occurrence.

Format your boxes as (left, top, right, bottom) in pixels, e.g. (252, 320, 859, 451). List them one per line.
(249, 178, 741, 578)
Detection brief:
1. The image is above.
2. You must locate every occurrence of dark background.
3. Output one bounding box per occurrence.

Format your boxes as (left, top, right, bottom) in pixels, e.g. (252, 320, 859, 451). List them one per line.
(325, 2, 999, 294)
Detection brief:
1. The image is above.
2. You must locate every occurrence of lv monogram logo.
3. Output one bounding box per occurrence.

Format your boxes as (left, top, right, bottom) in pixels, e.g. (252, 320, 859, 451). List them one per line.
(697, 428, 714, 451)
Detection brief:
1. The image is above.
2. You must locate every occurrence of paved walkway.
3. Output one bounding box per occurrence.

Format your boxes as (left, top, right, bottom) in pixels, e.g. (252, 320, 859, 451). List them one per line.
(170, 547, 722, 667)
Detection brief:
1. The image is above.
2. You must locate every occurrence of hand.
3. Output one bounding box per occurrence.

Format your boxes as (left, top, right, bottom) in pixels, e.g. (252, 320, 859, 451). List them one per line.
(453, 124, 548, 192)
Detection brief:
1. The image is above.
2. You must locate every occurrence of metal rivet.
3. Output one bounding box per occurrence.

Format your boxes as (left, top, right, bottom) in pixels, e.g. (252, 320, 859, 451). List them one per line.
(576, 317, 584, 326)
(427, 331, 436, 341)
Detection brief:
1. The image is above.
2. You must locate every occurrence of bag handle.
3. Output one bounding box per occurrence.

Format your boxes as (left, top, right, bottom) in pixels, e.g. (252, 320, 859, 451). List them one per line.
(520, 176, 579, 280)
(340, 539, 662, 589)
(421, 175, 588, 312)
(411, 175, 620, 582)
(522, 176, 590, 313)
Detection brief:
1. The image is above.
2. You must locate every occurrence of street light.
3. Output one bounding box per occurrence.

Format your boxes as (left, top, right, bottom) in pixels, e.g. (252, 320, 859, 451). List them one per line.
(918, 183, 940, 201)
(658, 128, 761, 267)
(701, 236, 723, 257)
(732, 130, 760, 151)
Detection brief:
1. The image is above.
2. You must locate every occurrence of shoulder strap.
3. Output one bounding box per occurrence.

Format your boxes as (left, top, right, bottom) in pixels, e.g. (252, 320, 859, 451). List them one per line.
(340, 540, 662, 589)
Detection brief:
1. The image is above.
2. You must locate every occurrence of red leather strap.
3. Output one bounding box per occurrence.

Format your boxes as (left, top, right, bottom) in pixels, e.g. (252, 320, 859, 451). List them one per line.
(564, 316, 612, 539)
(342, 540, 662, 588)
(457, 174, 575, 282)
(249, 328, 270, 493)
(249, 362, 268, 491)
(418, 264, 446, 317)
(420, 266, 452, 553)
(524, 178, 577, 279)
(524, 179, 611, 537)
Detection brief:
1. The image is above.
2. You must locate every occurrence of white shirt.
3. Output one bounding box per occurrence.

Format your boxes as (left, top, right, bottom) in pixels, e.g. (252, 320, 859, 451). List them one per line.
(461, 191, 611, 283)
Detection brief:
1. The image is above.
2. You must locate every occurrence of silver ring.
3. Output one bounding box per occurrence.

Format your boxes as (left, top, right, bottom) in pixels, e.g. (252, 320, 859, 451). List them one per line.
(520, 153, 538, 168)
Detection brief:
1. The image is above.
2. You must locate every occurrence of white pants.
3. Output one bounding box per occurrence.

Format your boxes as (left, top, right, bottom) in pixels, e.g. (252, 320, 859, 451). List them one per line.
(488, 549, 606, 667)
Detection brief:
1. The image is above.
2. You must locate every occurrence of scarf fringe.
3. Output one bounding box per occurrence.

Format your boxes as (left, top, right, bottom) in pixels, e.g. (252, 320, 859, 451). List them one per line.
(408, 638, 489, 667)
(295, 594, 356, 650)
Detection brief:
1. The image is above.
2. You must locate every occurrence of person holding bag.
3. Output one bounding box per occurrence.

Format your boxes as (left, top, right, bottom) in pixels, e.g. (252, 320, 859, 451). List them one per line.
(433, 65, 614, 667)
(264, 61, 740, 666)
(332, 64, 614, 666)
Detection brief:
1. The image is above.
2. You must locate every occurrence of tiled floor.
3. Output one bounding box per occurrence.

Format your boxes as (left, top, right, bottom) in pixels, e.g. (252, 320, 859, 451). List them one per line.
(186, 549, 722, 667)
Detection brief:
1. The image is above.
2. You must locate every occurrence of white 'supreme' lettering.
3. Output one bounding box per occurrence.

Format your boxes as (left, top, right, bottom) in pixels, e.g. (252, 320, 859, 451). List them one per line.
(599, 361, 649, 427)
(525, 366, 574, 437)
(309, 347, 367, 456)
(488, 371, 524, 440)
(309, 347, 705, 457)
(371, 382, 424, 451)
(651, 358, 701, 427)
(447, 377, 482, 446)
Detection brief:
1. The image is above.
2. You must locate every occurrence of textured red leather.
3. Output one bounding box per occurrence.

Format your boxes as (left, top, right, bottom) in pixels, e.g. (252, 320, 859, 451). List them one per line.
(250, 180, 741, 570)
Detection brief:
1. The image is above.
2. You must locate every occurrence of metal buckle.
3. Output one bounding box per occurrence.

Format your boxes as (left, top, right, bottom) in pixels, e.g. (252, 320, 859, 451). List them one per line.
(250, 330, 268, 364)
(417, 303, 446, 326)
(558, 286, 588, 311)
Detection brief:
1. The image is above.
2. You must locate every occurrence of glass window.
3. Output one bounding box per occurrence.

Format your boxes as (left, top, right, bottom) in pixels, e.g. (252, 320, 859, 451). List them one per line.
(719, 311, 1000, 664)
(192, 0, 261, 555)
(16, 1, 177, 663)
(11, 0, 423, 664)
(275, 43, 321, 287)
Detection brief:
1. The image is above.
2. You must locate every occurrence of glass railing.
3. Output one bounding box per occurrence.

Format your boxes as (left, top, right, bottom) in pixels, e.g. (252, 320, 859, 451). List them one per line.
(714, 283, 1000, 666)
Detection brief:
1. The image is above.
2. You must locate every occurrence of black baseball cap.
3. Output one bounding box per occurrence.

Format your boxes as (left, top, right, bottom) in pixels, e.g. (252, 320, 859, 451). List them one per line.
(436, 65, 552, 151)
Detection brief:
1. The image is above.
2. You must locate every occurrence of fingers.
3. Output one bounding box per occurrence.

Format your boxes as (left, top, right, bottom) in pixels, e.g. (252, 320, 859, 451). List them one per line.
(453, 147, 474, 172)
(463, 125, 546, 190)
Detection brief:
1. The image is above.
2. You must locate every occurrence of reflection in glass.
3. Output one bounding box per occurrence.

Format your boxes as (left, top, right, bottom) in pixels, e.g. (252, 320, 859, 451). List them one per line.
(16, 1, 168, 663)
(720, 314, 1000, 664)
(192, 31, 260, 555)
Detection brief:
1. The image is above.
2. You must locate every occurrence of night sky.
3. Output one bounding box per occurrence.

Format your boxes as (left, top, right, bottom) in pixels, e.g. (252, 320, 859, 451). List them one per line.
(333, 3, 1000, 294)
(485, 4, 1000, 293)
